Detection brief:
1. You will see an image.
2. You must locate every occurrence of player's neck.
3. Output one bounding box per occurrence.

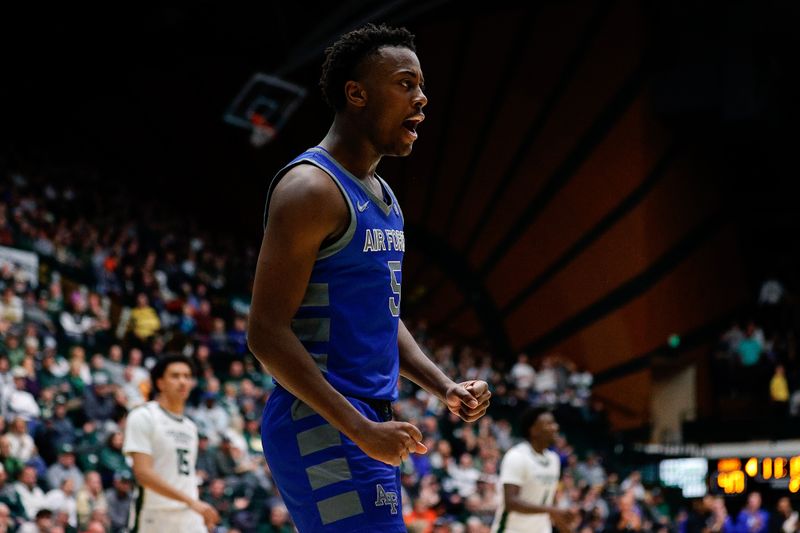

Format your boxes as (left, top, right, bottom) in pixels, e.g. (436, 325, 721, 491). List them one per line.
(530, 439, 548, 454)
(320, 120, 381, 181)
(157, 396, 185, 416)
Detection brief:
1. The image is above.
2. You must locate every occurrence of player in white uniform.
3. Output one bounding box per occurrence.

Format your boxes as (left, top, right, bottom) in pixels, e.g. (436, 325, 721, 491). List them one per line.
(492, 407, 575, 533)
(123, 354, 219, 532)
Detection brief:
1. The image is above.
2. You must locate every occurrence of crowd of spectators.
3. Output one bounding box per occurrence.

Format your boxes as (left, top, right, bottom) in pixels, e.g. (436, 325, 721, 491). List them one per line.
(681, 492, 799, 533)
(713, 277, 799, 419)
(2, 166, 798, 533)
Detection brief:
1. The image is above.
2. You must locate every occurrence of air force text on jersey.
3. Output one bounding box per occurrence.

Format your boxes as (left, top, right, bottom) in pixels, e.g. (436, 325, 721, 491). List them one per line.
(363, 228, 405, 253)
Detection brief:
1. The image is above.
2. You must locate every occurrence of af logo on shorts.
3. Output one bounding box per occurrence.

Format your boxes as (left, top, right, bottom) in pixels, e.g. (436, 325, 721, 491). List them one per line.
(374, 484, 398, 514)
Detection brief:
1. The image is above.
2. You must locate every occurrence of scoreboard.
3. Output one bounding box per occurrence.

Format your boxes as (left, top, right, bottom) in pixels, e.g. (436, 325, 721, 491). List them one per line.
(712, 456, 800, 495)
(656, 455, 800, 497)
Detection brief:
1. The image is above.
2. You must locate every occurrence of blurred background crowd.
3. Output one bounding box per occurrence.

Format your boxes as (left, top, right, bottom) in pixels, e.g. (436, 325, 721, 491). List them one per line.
(1, 165, 798, 533)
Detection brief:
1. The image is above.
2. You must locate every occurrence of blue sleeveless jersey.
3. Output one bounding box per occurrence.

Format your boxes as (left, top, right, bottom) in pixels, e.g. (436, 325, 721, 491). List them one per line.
(264, 146, 405, 401)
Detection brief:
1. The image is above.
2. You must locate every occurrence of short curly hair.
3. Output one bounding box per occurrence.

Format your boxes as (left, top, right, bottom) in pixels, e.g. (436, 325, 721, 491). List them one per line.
(518, 406, 551, 440)
(320, 23, 416, 112)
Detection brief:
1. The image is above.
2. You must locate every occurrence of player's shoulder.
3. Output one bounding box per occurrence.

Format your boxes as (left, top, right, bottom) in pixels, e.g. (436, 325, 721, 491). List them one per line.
(274, 163, 341, 204)
(502, 442, 529, 462)
(125, 402, 156, 437)
(507, 441, 529, 454)
(183, 414, 199, 430)
(127, 401, 156, 421)
(268, 162, 348, 231)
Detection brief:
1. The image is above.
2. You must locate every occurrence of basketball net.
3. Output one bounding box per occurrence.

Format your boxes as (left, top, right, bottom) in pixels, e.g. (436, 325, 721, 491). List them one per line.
(249, 113, 276, 147)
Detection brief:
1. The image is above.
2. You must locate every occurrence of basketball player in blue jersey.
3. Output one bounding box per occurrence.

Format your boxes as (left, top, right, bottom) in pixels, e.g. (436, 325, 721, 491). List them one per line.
(247, 23, 491, 533)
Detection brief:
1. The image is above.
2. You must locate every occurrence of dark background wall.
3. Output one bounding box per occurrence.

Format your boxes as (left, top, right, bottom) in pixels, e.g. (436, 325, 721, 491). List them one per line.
(3, 0, 797, 429)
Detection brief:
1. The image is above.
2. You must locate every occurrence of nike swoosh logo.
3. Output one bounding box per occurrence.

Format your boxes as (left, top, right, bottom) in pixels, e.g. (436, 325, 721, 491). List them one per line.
(357, 200, 369, 212)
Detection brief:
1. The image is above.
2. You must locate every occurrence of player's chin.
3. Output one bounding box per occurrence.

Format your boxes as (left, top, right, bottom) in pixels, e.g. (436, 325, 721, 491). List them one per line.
(389, 138, 416, 157)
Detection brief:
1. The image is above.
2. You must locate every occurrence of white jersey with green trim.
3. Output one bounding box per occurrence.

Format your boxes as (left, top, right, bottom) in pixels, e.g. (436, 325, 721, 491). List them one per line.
(491, 442, 561, 533)
(123, 401, 199, 512)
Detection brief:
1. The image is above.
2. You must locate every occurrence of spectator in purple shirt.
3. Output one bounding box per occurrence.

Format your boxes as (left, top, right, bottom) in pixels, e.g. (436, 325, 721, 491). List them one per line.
(735, 492, 769, 533)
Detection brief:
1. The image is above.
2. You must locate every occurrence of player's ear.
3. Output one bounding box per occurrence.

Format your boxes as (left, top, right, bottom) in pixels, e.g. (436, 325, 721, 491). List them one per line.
(344, 80, 367, 108)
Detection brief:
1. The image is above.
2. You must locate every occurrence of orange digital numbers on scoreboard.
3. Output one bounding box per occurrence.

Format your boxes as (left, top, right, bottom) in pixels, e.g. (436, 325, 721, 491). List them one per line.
(763, 458, 772, 480)
(716, 456, 800, 494)
(717, 470, 746, 494)
(774, 458, 787, 479)
(791, 457, 800, 493)
(717, 458, 741, 472)
(745, 458, 758, 477)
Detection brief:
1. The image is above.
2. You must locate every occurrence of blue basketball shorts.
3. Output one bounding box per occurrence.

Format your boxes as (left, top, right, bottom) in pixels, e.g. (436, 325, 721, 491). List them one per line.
(261, 386, 405, 533)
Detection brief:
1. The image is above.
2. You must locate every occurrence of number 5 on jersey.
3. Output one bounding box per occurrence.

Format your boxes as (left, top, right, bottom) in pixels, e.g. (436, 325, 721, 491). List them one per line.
(176, 448, 190, 476)
(388, 261, 401, 317)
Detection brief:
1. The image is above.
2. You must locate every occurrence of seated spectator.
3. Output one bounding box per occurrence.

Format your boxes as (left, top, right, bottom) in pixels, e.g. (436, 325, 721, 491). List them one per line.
(214, 436, 251, 480)
(5, 369, 40, 420)
(82, 372, 116, 423)
(620, 471, 646, 502)
(124, 348, 150, 390)
(770, 365, 790, 418)
(209, 318, 229, 354)
(104, 470, 134, 533)
(509, 352, 535, 392)
(189, 392, 229, 446)
(202, 478, 232, 527)
(36, 351, 64, 391)
(86, 292, 111, 347)
(51, 509, 72, 533)
(0, 356, 12, 393)
(1, 335, 24, 369)
(195, 433, 218, 484)
(58, 292, 96, 347)
(736, 321, 764, 369)
(65, 358, 87, 399)
(21, 291, 55, 335)
(770, 497, 798, 533)
(75, 471, 107, 530)
(177, 303, 197, 336)
(576, 453, 607, 488)
(0, 437, 24, 484)
(447, 453, 481, 498)
(0, 464, 27, 524)
(194, 300, 214, 337)
(43, 477, 77, 528)
(606, 491, 644, 533)
(127, 293, 160, 345)
(534, 357, 559, 397)
(67, 346, 91, 387)
(97, 432, 128, 488)
(260, 503, 294, 533)
(242, 413, 263, 456)
(6, 417, 35, 463)
(17, 508, 53, 533)
(13, 466, 46, 520)
(46, 444, 83, 492)
(0, 289, 23, 325)
(404, 497, 438, 533)
(228, 316, 248, 356)
(44, 398, 78, 453)
(0, 502, 13, 533)
(119, 366, 146, 409)
(83, 519, 107, 533)
(735, 492, 769, 533)
(103, 345, 124, 385)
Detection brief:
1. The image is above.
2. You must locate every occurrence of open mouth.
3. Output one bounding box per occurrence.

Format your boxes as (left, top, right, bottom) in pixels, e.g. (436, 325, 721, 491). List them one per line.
(402, 115, 424, 138)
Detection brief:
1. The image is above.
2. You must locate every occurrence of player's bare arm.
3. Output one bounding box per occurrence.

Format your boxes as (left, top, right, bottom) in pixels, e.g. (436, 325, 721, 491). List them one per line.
(248, 164, 425, 466)
(129, 452, 219, 528)
(502, 484, 576, 531)
(398, 320, 491, 422)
